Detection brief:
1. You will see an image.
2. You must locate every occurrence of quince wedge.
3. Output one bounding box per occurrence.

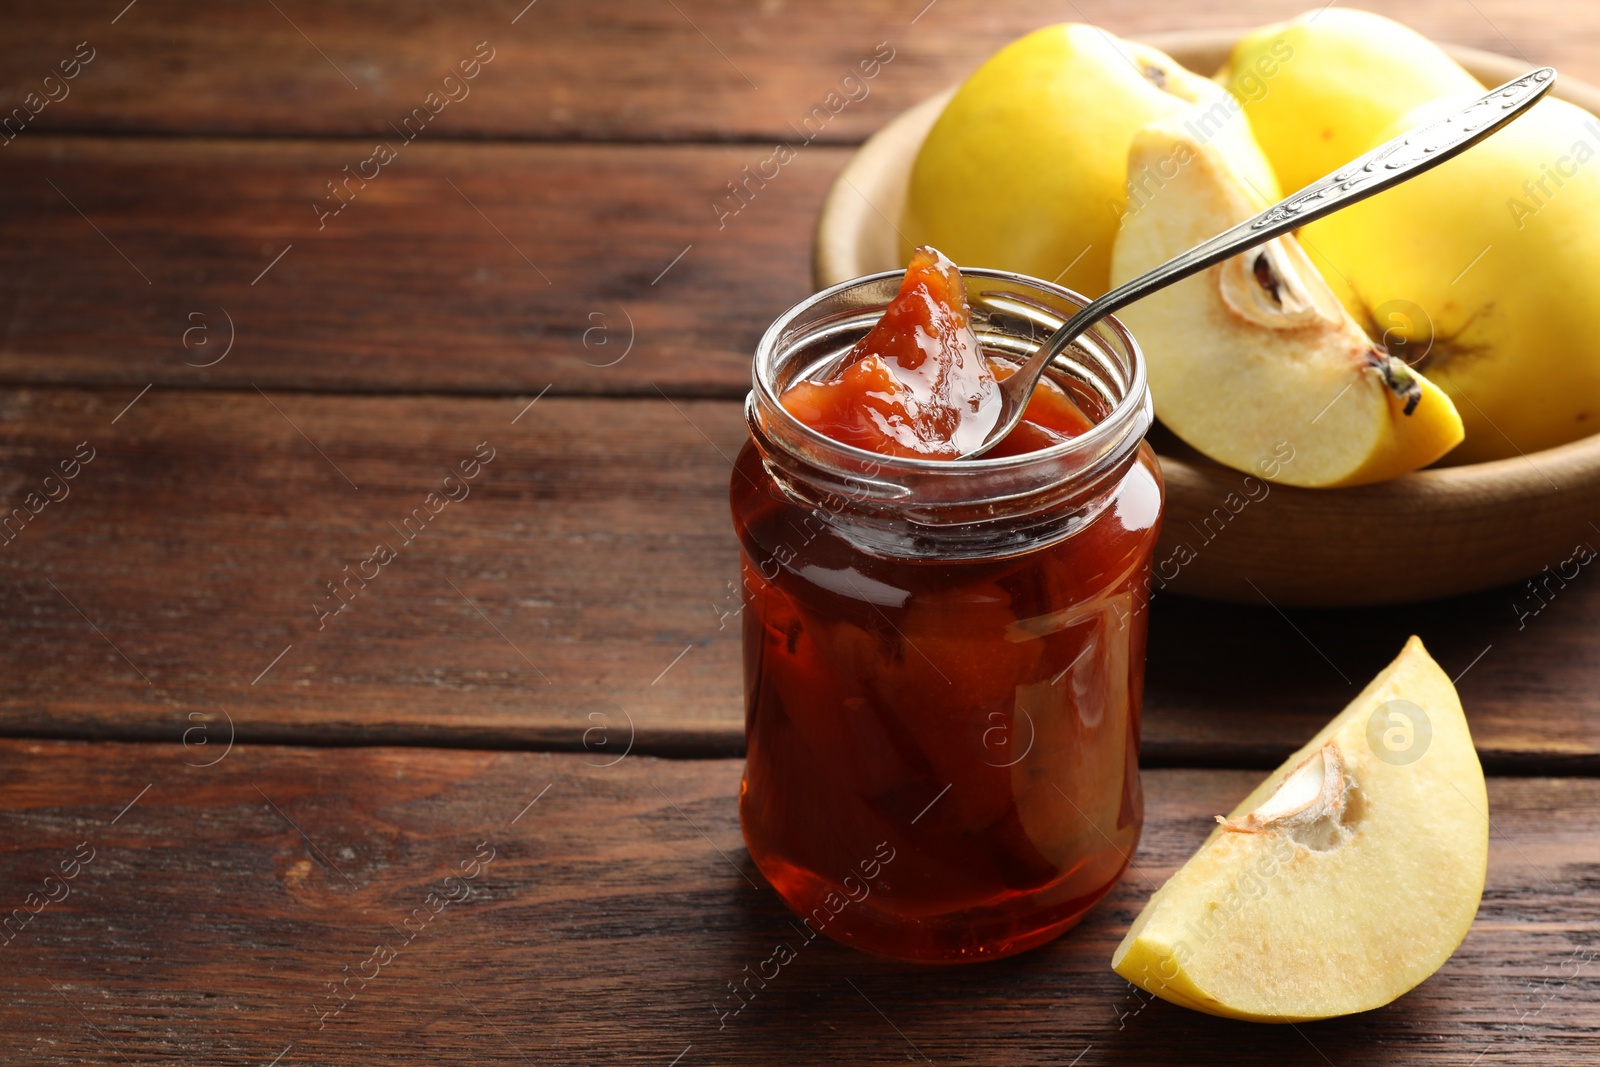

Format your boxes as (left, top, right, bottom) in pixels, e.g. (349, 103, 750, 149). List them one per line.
(1108, 117, 1462, 486)
(1112, 637, 1488, 1022)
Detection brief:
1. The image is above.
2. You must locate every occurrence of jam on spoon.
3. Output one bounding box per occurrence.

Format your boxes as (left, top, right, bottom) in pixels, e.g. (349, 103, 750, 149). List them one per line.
(780, 246, 1093, 458)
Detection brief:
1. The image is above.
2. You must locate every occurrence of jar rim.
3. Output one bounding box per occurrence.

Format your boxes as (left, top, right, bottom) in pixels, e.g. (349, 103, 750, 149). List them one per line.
(750, 266, 1151, 478)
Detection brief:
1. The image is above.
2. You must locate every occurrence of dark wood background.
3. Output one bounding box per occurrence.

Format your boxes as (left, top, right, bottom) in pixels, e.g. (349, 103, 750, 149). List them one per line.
(1, 1, 1596, 1063)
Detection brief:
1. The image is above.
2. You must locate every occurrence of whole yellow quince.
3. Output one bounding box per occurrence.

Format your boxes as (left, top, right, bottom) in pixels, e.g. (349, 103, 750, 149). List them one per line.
(1221, 8, 1481, 193)
(1301, 94, 1600, 462)
(903, 24, 1277, 297)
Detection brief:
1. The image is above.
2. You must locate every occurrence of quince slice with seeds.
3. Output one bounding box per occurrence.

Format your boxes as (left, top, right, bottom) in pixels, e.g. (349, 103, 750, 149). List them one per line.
(1112, 637, 1487, 1021)
(1108, 117, 1463, 486)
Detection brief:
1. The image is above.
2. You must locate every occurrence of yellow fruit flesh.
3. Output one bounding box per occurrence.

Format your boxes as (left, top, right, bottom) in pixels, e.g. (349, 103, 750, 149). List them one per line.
(1113, 637, 1488, 1022)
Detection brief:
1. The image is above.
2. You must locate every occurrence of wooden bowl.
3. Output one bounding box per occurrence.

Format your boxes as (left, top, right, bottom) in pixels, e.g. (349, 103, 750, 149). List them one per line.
(814, 30, 1600, 607)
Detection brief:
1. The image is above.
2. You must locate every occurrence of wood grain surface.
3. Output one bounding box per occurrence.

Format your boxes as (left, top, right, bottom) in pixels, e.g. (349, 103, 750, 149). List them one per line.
(0, 136, 832, 396)
(2, 387, 1595, 772)
(3, 3, 1599, 1062)
(0, 1, 1594, 142)
(1, 740, 1594, 1066)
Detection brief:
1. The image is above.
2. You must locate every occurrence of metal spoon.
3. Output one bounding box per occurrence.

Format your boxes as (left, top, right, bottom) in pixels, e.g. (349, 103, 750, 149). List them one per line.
(961, 66, 1556, 459)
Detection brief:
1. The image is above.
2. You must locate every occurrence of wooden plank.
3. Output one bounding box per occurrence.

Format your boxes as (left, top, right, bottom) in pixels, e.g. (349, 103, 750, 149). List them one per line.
(0, 136, 831, 396)
(0, 740, 1593, 1064)
(2, 387, 1597, 771)
(1, 1, 1595, 142)
(1144, 591, 1600, 773)
(0, 387, 748, 754)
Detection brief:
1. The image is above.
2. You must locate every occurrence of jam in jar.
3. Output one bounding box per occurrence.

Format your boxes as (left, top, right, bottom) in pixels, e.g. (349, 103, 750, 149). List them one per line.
(733, 250, 1163, 962)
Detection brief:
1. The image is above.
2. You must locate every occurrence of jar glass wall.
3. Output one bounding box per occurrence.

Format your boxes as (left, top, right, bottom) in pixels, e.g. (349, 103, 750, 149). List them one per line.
(733, 269, 1163, 963)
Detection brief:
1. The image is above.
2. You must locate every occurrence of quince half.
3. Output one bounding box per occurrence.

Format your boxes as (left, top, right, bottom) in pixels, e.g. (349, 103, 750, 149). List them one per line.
(1108, 117, 1462, 486)
(1112, 637, 1488, 1022)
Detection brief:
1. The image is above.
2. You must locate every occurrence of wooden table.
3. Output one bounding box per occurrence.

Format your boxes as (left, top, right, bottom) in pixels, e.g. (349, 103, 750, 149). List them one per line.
(1, 2, 1596, 1063)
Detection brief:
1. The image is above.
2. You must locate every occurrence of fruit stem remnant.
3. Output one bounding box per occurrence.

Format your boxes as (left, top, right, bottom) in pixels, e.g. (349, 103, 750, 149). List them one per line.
(1372, 350, 1423, 416)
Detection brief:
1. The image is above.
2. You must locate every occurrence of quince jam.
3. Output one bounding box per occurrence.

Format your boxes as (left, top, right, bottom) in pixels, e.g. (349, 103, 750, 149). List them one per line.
(734, 248, 1162, 962)
(779, 247, 1094, 459)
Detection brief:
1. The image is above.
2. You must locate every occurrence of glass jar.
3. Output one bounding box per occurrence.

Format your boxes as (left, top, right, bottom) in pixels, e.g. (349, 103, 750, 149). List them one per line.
(732, 268, 1163, 963)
